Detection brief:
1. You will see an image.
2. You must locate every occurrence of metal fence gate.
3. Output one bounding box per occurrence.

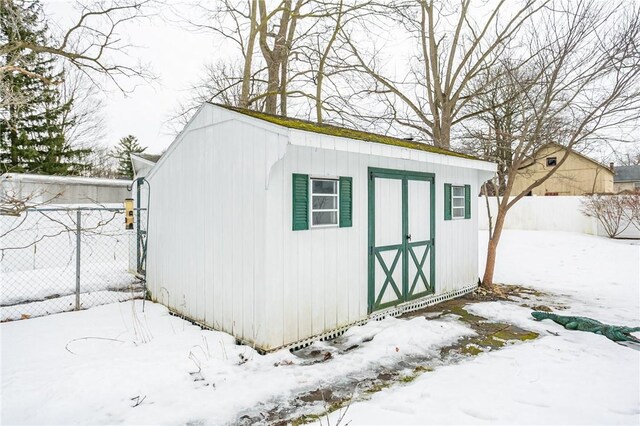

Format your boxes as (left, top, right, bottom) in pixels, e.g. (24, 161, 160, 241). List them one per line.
(1, 206, 147, 322)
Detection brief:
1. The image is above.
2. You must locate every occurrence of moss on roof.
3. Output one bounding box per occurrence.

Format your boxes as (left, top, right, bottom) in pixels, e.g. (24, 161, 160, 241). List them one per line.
(214, 103, 476, 160)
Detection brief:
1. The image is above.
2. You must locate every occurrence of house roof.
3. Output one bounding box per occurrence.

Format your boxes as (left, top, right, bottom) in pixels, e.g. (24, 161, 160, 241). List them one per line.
(214, 104, 476, 160)
(614, 165, 640, 182)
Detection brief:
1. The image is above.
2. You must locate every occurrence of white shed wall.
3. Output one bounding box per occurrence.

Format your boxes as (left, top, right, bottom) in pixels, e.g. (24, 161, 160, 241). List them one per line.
(262, 143, 484, 350)
(145, 106, 287, 347)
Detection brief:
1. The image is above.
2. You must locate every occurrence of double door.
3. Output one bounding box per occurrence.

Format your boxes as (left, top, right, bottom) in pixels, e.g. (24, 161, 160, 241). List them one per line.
(368, 168, 435, 313)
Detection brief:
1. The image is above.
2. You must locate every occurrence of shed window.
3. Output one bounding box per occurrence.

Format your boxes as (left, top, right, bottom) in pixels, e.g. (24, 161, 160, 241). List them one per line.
(444, 183, 471, 220)
(546, 157, 557, 167)
(311, 178, 338, 227)
(451, 186, 466, 219)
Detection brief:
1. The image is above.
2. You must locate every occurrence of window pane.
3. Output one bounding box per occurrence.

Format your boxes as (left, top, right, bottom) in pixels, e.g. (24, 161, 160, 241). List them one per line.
(312, 179, 337, 194)
(312, 211, 337, 226)
(452, 197, 465, 207)
(312, 195, 337, 209)
(453, 207, 465, 218)
(452, 186, 464, 197)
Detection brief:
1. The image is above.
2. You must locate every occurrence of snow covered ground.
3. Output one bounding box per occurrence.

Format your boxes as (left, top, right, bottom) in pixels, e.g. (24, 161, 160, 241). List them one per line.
(0, 302, 473, 425)
(1, 207, 139, 321)
(322, 231, 640, 425)
(0, 261, 140, 322)
(1, 231, 639, 425)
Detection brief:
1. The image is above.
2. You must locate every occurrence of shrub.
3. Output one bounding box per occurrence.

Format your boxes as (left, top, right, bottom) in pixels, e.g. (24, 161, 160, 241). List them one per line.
(580, 194, 640, 238)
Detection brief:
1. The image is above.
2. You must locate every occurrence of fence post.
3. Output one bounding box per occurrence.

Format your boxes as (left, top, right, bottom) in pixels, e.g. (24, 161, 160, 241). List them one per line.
(75, 210, 81, 310)
(136, 179, 141, 272)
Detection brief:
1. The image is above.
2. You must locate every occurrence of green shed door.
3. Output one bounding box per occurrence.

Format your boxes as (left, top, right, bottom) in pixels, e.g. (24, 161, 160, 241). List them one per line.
(368, 168, 435, 313)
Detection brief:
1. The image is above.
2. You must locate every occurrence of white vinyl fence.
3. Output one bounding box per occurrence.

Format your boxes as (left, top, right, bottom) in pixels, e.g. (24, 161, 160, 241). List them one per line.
(478, 195, 640, 239)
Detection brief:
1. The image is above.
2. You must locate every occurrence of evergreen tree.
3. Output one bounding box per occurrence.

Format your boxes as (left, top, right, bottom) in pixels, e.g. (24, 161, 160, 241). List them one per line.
(113, 135, 146, 179)
(0, 0, 90, 175)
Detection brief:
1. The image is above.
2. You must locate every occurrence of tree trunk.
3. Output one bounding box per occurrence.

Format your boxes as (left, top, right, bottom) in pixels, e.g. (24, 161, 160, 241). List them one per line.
(439, 119, 450, 148)
(265, 62, 279, 114)
(481, 202, 508, 287)
(316, 0, 343, 124)
(438, 107, 452, 148)
(280, 57, 288, 116)
(240, 0, 258, 109)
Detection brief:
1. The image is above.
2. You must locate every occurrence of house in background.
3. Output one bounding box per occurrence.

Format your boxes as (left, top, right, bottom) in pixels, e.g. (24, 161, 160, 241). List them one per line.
(142, 103, 496, 352)
(511, 143, 614, 196)
(613, 165, 640, 193)
(0, 173, 131, 205)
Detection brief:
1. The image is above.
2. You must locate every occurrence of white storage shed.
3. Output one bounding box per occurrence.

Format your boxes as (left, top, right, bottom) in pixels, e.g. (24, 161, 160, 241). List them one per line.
(144, 103, 496, 352)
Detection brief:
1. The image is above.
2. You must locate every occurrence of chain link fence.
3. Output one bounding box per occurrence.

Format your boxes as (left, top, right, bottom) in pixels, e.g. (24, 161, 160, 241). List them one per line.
(1, 206, 146, 321)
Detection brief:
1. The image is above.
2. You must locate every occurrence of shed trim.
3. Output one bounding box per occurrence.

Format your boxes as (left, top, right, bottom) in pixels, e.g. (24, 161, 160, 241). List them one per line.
(215, 104, 496, 172)
(165, 282, 478, 353)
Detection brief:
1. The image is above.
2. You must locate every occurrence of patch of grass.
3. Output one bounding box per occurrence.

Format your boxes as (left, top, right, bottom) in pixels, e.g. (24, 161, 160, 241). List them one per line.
(460, 344, 484, 356)
(444, 306, 487, 323)
(365, 381, 391, 394)
(413, 365, 434, 373)
(494, 329, 539, 341)
(291, 413, 322, 426)
(400, 374, 418, 383)
(531, 305, 553, 312)
(290, 397, 354, 425)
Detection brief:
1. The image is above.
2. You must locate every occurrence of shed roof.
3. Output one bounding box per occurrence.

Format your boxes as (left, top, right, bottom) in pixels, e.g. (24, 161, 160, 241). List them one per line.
(614, 165, 640, 182)
(136, 153, 162, 163)
(214, 103, 476, 160)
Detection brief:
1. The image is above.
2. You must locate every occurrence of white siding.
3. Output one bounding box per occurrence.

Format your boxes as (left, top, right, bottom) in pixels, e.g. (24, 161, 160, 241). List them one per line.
(145, 105, 287, 349)
(263, 144, 484, 349)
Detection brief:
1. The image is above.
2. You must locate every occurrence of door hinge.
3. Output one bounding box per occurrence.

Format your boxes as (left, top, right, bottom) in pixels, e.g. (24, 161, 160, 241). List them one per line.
(369, 246, 373, 255)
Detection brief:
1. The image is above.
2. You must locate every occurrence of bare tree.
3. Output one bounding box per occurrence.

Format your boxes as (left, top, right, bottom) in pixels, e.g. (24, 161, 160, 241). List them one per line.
(464, 1, 640, 287)
(175, 0, 373, 123)
(293, 0, 382, 124)
(0, 0, 152, 94)
(625, 194, 640, 231)
(59, 66, 107, 152)
(616, 145, 640, 166)
(0, 187, 61, 217)
(581, 194, 639, 238)
(83, 143, 118, 178)
(167, 59, 267, 133)
(178, 0, 261, 109)
(341, 0, 547, 148)
(177, 0, 309, 115)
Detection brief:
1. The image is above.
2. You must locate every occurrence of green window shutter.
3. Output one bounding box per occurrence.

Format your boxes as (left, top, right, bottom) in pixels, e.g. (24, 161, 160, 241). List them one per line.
(292, 173, 309, 230)
(464, 184, 471, 219)
(339, 176, 353, 228)
(444, 183, 452, 220)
